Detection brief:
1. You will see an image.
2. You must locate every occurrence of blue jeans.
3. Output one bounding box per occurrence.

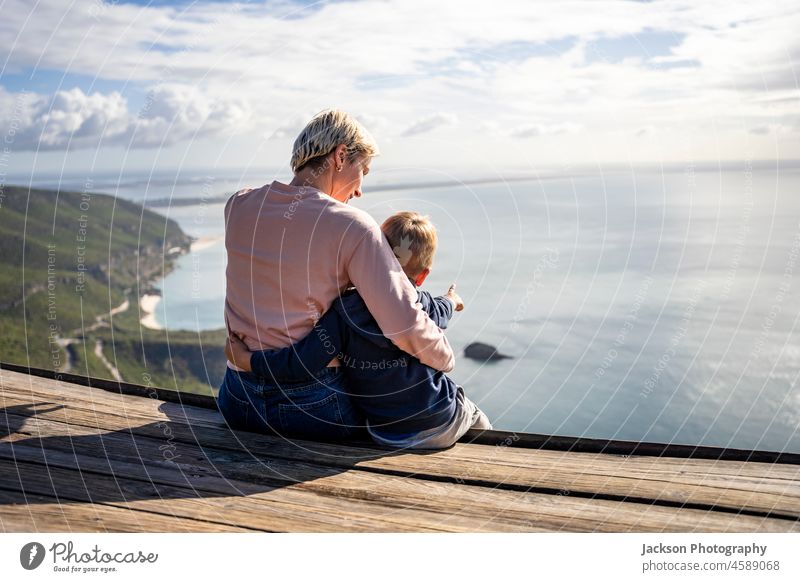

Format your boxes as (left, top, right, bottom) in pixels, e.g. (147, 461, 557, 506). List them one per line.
(217, 366, 364, 441)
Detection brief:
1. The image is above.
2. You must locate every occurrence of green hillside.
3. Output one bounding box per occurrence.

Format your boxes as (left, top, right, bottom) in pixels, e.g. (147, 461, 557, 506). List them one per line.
(0, 185, 225, 395)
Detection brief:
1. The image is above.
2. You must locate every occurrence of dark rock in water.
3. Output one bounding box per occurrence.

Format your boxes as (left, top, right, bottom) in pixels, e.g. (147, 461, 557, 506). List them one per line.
(464, 342, 511, 361)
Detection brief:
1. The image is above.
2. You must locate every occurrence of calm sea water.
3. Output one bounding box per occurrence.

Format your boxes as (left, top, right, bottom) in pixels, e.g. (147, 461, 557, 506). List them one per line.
(66, 167, 800, 451)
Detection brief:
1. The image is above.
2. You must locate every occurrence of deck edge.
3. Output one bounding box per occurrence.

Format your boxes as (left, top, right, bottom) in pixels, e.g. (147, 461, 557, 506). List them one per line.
(3, 361, 798, 465)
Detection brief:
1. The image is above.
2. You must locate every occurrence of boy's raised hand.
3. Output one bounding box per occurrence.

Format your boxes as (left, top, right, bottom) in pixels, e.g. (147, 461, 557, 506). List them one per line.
(446, 284, 465, 312)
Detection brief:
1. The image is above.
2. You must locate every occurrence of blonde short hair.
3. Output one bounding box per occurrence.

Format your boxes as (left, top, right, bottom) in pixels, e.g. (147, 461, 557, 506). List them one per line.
(291, 109, 379, 173)
(381, 212, 438, 276)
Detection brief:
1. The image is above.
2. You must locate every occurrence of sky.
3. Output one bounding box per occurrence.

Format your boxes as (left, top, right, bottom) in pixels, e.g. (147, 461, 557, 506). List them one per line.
(0, 0, 798, 179)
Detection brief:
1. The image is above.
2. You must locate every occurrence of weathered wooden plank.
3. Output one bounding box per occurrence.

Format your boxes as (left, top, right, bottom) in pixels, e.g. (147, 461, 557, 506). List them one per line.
(1, 414, 572, 532)
(0, 420, 768, 531)
(1, 421, 547, 532)
(1, 371, 222, 427)
(461, 428, 800, 464)
(6, 413, 787, 533)
(6, 369, 797, 478)
(0, 457, 480, 533)
(0, 488, 251, 532)
(5, 441, 793, 533)
(0, 363, 216, 410)
(4, 387, 798, 520)
(8, 362, 798, 463)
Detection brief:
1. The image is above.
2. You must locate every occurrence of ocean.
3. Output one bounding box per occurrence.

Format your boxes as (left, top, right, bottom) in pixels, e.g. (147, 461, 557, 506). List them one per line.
(43, 166, 800, 451)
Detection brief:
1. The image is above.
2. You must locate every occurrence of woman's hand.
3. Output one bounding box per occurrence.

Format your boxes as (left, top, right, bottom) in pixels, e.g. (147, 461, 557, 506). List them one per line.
(446, 284, 465, 312)
(225, 332, 253, 372)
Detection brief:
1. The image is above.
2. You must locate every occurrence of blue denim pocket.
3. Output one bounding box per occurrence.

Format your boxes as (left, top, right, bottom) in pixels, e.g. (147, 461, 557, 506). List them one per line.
(218, 368, 255, 430)
(278, 389, 344, 439)
(219, 366, 364, 441)
(273, 368, 363, 441)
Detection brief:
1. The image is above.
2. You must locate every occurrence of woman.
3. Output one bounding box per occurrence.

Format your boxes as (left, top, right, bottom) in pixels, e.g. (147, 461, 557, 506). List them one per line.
(218, 109, 455, 441)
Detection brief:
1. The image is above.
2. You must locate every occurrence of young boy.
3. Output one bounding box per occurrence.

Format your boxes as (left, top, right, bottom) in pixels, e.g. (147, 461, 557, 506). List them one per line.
(226, 211, 491, 449)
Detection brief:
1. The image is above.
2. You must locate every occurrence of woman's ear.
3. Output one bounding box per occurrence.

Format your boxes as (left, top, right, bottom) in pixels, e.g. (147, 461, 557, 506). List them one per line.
(333, 144, 347, 169)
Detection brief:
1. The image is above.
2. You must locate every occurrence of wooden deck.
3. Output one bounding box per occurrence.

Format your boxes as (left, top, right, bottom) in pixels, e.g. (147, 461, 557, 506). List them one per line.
(1, 365, 799, 532)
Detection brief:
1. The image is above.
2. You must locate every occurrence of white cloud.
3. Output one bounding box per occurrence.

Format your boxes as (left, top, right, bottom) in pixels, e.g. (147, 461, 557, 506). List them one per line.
(0, 85, 251, 151)
(401, 112, 458, 137)
(749, 125, 771, 135)
(0, 0, 797, 166)
(266, 112, 316, 140)
(354, 112, 391, 134)
(636, 125, 656, 138)
(748, 123, 795, 136)
(510, 122, 582, 138)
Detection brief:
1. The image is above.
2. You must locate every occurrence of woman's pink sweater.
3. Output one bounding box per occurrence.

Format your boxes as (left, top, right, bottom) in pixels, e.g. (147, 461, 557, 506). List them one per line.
(224, 180, 455, 372)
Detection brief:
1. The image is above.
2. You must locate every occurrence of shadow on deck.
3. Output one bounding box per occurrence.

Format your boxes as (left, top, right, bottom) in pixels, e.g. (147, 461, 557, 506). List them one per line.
(1, 363, 799, 532)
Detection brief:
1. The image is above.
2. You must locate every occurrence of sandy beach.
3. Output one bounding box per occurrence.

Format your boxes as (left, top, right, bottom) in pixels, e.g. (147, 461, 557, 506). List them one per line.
(190, 235, 223, 252)
(137, 237, 223, 331)
(139, 294, 163, 330)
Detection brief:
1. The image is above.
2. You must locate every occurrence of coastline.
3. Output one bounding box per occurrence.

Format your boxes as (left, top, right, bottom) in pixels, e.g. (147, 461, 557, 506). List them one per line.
(139, 294, 163, 330)
(190, 235, 223, 252)
(138, 235, 223, 331)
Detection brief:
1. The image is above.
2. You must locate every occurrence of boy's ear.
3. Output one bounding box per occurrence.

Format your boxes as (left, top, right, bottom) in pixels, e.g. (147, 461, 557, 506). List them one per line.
(413, 268, 431, 287)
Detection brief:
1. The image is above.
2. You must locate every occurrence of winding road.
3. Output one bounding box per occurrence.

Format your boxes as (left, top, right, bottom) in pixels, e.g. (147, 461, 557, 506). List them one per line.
(56, 298, 130, 381)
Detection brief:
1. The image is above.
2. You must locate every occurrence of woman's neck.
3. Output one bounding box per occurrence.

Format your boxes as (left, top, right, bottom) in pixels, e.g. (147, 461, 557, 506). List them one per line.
(289, 168, 333, 195)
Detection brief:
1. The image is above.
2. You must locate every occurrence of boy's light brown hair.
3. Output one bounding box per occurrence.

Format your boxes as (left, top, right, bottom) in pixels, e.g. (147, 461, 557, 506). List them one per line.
(381, 212, 438, 277)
